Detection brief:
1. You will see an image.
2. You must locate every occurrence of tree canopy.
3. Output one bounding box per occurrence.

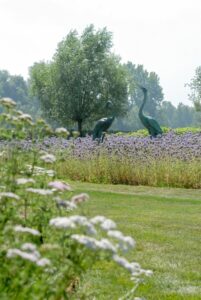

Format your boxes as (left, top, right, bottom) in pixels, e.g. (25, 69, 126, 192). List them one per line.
(188, 66, 201, 112)
(125, 62, 164, 116)
(0, 70, 28, 106)
(29, 25, 128, 135)
(0, 70, 41, 117)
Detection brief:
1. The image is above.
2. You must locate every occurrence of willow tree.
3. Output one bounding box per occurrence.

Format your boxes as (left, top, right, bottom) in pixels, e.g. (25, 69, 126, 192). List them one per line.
(29, 25, 128, 135)
(188, 66, 201, 112)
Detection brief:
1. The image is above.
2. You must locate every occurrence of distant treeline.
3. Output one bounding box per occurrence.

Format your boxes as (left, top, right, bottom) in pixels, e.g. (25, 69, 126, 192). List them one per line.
(0, 25, 200, 134)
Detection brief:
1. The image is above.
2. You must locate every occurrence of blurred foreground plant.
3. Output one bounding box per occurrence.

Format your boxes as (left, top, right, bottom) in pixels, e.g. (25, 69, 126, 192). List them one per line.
(0, 98, 151, 300)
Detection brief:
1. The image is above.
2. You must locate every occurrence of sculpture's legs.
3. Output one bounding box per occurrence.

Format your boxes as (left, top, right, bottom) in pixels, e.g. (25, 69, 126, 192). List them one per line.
(101, 132, 106, 143)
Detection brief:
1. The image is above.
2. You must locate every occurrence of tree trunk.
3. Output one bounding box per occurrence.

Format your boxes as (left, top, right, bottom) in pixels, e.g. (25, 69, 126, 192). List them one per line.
(77, 119, 83, 137)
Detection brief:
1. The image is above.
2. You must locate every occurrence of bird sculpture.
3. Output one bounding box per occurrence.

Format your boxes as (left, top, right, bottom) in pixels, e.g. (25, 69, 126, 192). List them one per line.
(139, 86, 163, 138)
(92, 101, 115, 143)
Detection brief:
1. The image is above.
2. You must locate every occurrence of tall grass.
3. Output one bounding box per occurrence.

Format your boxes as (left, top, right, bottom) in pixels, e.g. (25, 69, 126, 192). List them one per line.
(56, 154, 201, 188)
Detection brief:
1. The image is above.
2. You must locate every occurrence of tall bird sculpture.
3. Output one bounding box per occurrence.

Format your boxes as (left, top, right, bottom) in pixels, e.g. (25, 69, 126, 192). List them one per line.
(92, 101, 115, 143)
(139, 86, 163, 138)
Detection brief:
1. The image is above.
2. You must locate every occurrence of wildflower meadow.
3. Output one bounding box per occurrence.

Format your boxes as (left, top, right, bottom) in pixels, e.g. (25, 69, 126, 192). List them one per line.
(0, 97, 201, 300)
(0, 98, 152, 300)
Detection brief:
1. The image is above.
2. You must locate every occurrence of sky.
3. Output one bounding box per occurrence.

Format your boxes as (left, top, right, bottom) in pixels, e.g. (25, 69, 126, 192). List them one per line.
(0, 0, 201, 106)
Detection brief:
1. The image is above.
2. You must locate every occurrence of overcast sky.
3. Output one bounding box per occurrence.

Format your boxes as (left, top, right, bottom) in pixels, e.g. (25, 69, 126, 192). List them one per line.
(1, 0, 201, 106)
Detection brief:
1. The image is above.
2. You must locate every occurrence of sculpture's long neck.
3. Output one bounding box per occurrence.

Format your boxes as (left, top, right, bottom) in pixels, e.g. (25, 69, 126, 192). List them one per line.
(139, 91, 147, 119)
(108, 115, 115, 125)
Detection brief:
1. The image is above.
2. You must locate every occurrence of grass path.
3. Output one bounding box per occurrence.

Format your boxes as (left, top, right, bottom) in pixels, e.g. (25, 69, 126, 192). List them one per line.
(70, 182, 201, 300)
(71, 181, 201, 200)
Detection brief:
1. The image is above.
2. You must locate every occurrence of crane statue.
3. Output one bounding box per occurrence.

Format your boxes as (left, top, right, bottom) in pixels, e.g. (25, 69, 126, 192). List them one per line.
(139, 86, 163, 138)
(92, 101, 114, 143)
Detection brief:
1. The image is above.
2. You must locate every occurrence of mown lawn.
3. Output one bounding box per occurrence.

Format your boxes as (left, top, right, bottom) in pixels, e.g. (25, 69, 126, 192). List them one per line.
(70, 182, 201, 300)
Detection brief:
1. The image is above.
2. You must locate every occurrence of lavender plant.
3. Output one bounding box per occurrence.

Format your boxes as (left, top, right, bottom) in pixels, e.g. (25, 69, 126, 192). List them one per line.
(0, 98, 151, 300)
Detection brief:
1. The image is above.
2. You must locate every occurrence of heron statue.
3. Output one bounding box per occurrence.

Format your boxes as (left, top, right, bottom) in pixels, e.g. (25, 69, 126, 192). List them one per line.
(139, 86, 163, 138)
(92, 101, 114, 143)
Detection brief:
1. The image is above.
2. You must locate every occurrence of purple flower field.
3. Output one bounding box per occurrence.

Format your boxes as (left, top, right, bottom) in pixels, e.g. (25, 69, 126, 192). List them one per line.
(40, 131, 201, 162)
(2, 131, 200, 187)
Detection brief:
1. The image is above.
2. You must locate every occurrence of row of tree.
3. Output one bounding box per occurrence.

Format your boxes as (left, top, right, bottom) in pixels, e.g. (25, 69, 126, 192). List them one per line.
(0, 25, 200, 134)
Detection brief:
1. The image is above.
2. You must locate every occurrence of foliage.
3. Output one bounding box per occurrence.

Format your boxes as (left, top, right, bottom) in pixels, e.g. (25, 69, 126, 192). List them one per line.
(113, 101, 199, 131)
(187, 66, 201, 111)
(114, 127, 201, 137)
(0, 69, 41, 118)
(125, 62, 164, 116)
(29, 25, 128, 135)
(0, 98, 150, 299)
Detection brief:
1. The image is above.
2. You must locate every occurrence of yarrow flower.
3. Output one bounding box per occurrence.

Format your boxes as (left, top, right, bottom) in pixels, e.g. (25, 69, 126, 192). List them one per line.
(0, 97, 16, 108)
(0, 192, 20, 201)
(16, 178, 35, 185)
(71, 234, 117, 252)
(21, 243, 38, 252)
(69, 215, 97, 235)
(26, 188, 53, 196)
(55, 198, 77, 211)
(55, 127, 69, 134)
(112, 254, 141, 274)
(90, 216, 107, 224)
(14, 225, 41, 236)
(107, 230, 136, 250)
(18, 113, 33, 122)
(0, 151, 6, 157)
(100, 219, 117, 231)
(7, 244, 51, 268)
(71, 193, 89, 204)
(48, 181, 72, 191)
(40, 153, 56, 163)
(7, 249, 39, 262)
(26, 165, 44, 174)
(45, 169, 55, 177)
(15, 110, 24, 116)
(69, 215, 88, 224)
(96, 238, 117, 252)
(36, 258, 51, 267)
(49, 217, 76, 229)
(26, 165, 55, 176)
(71, 234, 98, 250)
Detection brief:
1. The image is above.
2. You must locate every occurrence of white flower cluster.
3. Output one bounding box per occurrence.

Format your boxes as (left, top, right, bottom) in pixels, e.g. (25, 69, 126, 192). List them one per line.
(48, 181, 72, 191)
(0, 97, 16, 108)
(107, 230, 136, 251)
(14, 225, 41, 236)
(112, 254, 149, 277)
(49, 213, 152, 282)
(90, 215, 117, 230)
(26, 165, 55, 177)
(7, 242, 51, 267)
(71, 235, 117, 252)
(49, 215, 96, 235)
(49, 217, 76, 229)
(0, 192, 20, 201)
(18, 113, 33, 122)
(16, 178, 35, 185)
(54, 193, 89, 212)
(55, 197, 77, 211)
(40, 153, 56, 163)
(26, 188, 54, 196)
(55, 127, 68, 134)
(71, 193, 89, 204)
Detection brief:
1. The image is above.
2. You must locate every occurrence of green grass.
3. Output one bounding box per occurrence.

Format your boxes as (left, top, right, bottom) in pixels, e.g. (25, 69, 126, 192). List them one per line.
(71, 182, 201, 300)
(114, 127, 201, 137)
